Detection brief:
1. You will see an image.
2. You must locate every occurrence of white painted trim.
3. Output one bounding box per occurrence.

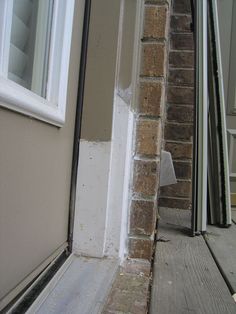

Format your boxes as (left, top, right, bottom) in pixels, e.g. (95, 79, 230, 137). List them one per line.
(0, 0, 75, 127)
(0, 77, 64, 125)
(119, 109, 134, 260)
(47, 0, 76, 121)
(196, 0, 208, 232)
(103, 0, 142, 260)
(103, 95, 134, 259)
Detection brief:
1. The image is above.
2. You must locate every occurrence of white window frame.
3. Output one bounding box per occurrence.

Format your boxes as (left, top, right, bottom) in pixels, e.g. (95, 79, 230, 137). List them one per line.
(0, 0, 75, 127)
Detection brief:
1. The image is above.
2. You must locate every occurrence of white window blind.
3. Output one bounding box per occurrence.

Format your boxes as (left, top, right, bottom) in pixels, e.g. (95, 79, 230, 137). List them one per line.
(8, 0, 53, 97)
(8, 0, 33, 88)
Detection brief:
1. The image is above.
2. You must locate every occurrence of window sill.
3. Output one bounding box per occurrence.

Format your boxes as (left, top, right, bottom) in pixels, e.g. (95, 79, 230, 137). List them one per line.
(0, 77, 65, 126)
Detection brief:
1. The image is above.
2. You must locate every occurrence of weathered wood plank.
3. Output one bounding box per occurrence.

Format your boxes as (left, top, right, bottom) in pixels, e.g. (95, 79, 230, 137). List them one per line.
(205, 224, 236, 295)
(150, 208, 236, 314)
(231, 210, 236, 224)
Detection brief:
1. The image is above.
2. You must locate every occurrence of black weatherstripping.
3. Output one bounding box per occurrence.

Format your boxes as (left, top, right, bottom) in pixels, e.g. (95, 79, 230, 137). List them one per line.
(190, 0, 198, 236)
(68, 0, 92, 252)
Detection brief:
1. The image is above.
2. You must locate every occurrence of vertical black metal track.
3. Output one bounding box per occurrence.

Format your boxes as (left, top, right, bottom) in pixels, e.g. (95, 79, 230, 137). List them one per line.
(68, 0, 92, 252)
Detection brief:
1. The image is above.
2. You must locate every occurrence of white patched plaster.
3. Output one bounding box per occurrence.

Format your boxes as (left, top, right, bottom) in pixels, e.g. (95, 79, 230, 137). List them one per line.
(73, 95, 134, 260)
(73, 141, 111, 257)
(104, 94, 134, 260)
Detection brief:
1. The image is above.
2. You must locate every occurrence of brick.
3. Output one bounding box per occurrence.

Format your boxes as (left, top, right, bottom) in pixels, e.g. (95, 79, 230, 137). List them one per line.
(173, 0, 191, 14)
(165, 123, 193, 142)
(169, 51, 194, 68)
(135, 119, 161, 156)
(133, 160, 159, 196)
(167, 86, 194, 104)
(103, 271, 149, 313)
(171, 33, 194, 50)
(167, 104, 194, 123)
(143, 6, 167, 39)
(111, 273, 149, 294)
(168, 69, 194, 86)
(139, 81, 163, 117)
(170, 15, 192, 33)
(122, 260, 151, 277)
(165, 142, 193, 159)
(160, 180, 191, 198)
(128, 238, 153, 260)
(130, 200, 155, 236)
(104, 291, 147, 314)
(173, 161, 192, 179)
(141, 44, 165, 77)
(159, 197, 191, 209)
(145, 0, 170, 4)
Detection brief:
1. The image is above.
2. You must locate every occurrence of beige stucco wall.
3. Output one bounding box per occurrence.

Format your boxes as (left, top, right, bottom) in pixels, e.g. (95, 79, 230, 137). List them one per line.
(80, 0, 121, 142)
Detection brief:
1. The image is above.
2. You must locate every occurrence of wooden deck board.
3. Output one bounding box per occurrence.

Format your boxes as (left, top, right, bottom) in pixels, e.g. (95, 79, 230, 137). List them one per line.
(205, 224, 236, 295)
(231, 210, 236, 224)
(150, 208, 236, 314)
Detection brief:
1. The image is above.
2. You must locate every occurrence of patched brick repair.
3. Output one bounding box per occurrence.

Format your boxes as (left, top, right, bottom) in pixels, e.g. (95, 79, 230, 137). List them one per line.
(128, 0, 194, 260)
(128, 0, 170, 260)
(160, 0, 194, 210)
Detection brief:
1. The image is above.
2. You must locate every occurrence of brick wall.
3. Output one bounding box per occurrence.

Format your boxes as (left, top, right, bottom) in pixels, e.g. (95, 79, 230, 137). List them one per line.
(128, 0, 170, 260)
(159, 0, 194, 210)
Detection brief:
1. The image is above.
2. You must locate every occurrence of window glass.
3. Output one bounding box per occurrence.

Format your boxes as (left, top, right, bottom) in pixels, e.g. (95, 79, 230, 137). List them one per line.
(8, 0, 54, 97)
